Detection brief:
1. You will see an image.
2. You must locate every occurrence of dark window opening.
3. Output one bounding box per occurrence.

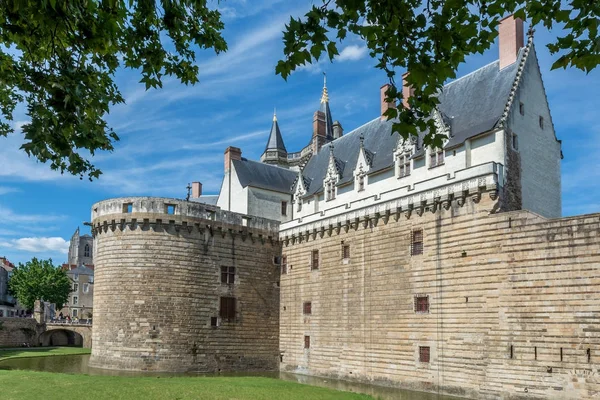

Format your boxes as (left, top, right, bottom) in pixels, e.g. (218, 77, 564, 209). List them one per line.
(210, 317, 218, 327)
(419, 346, 430, 363)
(219, 297, 236, 322)
(281, 201, 287, 216)
(534, 346, 537, 360)
(510, 345, 514, 359)
(311, 250, 319, 270)
(304, 335, 310, 349)
(342, 244, 350, 259)
(539, 116, 544, 129)
(303, 302, 312, 315)
(588, 348, 591, 363)
(84, 244, 90, 258)
(221, 266, 235, 285)
(274, 256, 282, 265)
(415, 295, 429, 313)
(411, 229, 423, 256)
(281, 256, 288, 275)
(512, 133, 519, 151)
(560, 347, 563, 361)
(519, 102, 525, 115)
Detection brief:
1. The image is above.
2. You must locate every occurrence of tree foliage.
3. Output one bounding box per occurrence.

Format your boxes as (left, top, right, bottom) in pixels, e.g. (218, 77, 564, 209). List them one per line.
(8, 258, 72, 310)
(276, 1, 600, 148)
(0, 0, 226, 179)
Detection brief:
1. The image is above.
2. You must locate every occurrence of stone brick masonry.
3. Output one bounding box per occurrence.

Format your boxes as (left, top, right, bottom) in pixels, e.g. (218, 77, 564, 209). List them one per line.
(89, 197, 280, 372)
(279, 194, 600, 399)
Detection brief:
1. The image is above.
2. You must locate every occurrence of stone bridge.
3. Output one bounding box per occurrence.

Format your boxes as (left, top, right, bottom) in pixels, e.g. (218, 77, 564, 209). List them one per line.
(39, 322, 92, 348)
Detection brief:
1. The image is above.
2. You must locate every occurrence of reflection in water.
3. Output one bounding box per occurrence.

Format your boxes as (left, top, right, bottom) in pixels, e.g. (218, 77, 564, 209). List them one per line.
(0, 354, 464, 399)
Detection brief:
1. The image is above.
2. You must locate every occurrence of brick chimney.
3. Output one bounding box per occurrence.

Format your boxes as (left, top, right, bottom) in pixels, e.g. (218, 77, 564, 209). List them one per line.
(380, 83, 396, 120)
(499, 15, 524, 70)
(313, 111, 326, 137)
(402, 72, 414, 109)
(224, 146, 242, 173)
(191, 182, 202, 198)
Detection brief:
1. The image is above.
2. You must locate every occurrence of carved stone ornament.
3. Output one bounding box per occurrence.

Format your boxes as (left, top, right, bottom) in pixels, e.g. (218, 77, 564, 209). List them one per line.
(442, 199, 451, 210)
(489, 190, 498, 200)
(456, 197, 465, 207)
(471, 192, 482, 203)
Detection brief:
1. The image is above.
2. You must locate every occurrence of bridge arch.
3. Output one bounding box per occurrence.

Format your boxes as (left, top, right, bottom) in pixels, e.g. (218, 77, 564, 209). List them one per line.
(39, 324, 93, 348)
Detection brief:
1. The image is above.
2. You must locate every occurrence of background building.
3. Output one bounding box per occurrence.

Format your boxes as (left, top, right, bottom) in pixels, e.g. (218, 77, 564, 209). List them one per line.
(57, 265, 94, 320)
(67, 227, 94, 267)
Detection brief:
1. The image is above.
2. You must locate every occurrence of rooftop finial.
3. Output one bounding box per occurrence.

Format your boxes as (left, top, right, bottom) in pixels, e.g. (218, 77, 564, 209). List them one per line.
(321, 72, 329, 103)
(273, 107, 277, 122)
(359, 134, 365, 149)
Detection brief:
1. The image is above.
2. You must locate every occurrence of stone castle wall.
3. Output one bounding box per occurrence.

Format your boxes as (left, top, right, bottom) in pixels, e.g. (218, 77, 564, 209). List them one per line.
(89, 197, 281, 372)
(0, 318, 42, 347)
(279, 194, 600, 399)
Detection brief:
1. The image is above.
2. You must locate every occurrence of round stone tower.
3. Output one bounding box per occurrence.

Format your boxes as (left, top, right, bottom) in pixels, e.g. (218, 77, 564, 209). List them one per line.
(89, 197, 281, 372)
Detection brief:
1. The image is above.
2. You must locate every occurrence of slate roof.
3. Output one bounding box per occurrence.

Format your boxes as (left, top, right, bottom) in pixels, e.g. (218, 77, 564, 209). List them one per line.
(238, 47, 525, 198)
(68, 265, 94, 276)
(439, 48, 524, 149)
(190, 195, 219, 205)
(232, 158, 297, 193)
(299, 49, 525, 195)
(264, 117, 287, 152)
(301, 118, 396, 196)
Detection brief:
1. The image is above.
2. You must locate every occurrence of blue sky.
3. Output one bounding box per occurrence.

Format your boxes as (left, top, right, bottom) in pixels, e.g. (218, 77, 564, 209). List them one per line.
(0, 0, 598, 265)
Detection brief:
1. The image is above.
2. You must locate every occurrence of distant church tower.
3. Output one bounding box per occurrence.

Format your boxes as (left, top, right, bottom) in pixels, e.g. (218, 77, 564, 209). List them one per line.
(260, 110, 288, 167)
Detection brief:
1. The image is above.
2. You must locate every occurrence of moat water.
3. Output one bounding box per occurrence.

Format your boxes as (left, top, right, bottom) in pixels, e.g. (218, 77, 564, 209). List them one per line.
(0, 353, 464, 400)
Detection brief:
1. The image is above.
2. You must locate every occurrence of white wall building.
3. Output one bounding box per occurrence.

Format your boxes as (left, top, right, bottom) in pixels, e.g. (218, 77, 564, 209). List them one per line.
(213, 16, 561, 232)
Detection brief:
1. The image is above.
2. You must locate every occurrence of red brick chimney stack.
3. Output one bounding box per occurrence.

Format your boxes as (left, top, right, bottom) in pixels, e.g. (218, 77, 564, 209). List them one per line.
(402, 72, 414, 109)
(380, 83, 396, 120)
(224, 146, 242, 173)
(191, 182, 202, 198)
(499, 15, 524, 70)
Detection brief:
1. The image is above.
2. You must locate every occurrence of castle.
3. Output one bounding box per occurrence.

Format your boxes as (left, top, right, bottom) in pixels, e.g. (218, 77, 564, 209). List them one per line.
(89, 16, 600, 399)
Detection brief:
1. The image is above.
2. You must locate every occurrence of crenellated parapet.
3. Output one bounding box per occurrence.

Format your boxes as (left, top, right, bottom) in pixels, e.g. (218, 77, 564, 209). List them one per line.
(91, 197, 279, 243)
(280, 162, 502, 245)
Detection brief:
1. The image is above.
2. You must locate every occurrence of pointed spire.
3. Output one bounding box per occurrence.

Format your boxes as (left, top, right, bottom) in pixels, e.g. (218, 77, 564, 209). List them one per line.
(321, 72, 329, 103)
(264, 111, 287, 153)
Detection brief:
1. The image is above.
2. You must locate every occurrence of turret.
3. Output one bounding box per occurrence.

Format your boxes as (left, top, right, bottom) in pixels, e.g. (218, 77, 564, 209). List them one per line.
(260, 110, 288, 167)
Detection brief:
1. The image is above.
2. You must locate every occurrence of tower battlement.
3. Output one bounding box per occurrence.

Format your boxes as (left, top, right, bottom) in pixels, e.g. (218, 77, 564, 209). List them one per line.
(91, 197, 280, 239)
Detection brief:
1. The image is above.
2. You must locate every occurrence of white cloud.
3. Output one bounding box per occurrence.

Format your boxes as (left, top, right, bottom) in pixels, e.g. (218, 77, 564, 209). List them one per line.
(336, 45, 368, 62)
(0, 186, 19, 195)
(0, 205, 64, 224)
(0, 237, 69, 254)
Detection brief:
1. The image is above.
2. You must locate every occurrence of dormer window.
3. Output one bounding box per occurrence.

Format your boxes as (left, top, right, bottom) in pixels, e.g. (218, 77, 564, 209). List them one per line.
(397, 154, 411, 178)
(357, 173, 365, 192)
(429, 149, 444, 168)
(326, 181, 336, 201)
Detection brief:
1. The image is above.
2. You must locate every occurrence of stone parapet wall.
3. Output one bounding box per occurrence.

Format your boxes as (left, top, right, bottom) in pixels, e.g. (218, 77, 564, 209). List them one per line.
(89, 197, 281, 372)
(0, 318, 42, 347)
(279, 195, 600, 399)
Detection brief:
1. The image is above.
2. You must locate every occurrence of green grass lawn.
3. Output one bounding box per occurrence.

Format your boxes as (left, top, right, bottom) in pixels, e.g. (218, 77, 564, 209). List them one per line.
(0, 346, 91, 360)
(0, 371, 374, 400)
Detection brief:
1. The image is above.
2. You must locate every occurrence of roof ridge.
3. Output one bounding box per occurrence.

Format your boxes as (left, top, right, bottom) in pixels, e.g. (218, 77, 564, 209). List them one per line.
(240, 158, 296, 174)
(498, 37, 534, 127)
